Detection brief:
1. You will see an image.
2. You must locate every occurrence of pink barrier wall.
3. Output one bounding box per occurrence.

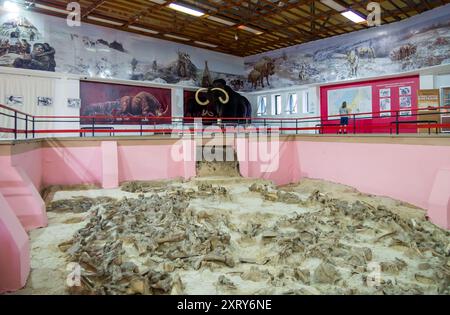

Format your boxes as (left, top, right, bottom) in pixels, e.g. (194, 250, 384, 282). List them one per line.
(42, 146, 103, 187)
(0, 192, 30, 293)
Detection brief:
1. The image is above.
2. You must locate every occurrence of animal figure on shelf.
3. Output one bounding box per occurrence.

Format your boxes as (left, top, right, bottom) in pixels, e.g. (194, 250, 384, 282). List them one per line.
(230, 79, 244, 91)
(357, 46, 376, 59)
(119, 92, 168, 117)
(248, 69, 262, 89)
(347, 50, 359, 77)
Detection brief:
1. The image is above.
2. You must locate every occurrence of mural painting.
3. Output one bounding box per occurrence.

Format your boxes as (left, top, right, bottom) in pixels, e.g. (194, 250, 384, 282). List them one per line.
(80, 81, 171, 124)
(244, 5, 450, 91)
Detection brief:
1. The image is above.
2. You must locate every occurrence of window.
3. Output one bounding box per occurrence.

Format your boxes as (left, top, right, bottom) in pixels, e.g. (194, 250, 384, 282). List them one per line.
(273, 94, 282, 115)
(286, 93, 298, 114)
(302, 91, 310, 114)
(257, 96, 267, 116)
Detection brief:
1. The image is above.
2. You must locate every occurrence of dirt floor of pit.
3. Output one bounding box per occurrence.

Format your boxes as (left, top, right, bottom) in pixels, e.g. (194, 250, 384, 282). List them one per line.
(11, 177, 450, 295)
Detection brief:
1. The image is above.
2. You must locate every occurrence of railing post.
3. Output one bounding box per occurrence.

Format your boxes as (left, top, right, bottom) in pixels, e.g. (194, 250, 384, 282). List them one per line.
(353, 114, 356, 134)
(140, 118, 143, 136)
(395, 110, 400, 135)
(25, 115, 28, 139)
(32, 116, 35, 138)
(296, 119, 298, 135)
(14, 111, 17, 140)
(92, 117, 95, 137)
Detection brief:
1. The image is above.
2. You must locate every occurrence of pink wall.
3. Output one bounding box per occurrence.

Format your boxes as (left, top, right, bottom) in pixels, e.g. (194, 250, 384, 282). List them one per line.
(42, 146, 103, 186)
(0, 193, 30, 293)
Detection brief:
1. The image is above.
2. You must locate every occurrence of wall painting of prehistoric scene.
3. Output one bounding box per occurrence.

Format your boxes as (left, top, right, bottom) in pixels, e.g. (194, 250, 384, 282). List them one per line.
(80, 81, 171, 124)
(244, 5, 450, 91)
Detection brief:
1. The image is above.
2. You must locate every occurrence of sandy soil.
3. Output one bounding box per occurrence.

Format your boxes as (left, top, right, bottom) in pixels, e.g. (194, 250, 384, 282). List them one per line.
(11, 176, 450, 295)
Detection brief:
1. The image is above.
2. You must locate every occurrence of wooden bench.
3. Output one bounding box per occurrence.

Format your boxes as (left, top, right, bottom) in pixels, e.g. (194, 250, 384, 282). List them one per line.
(390, 120, 438, 135)
(80, 126, 115, 137)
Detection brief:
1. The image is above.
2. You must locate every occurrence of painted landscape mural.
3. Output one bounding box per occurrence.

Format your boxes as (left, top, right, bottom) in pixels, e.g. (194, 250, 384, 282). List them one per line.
(0, 4, 449, 92)
(0, 9, 243, 87)
(244, 4, 450, 91)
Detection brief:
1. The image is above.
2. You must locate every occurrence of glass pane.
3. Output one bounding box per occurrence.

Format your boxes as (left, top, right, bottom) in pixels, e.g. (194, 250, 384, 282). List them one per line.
(286, 94, 298, 114)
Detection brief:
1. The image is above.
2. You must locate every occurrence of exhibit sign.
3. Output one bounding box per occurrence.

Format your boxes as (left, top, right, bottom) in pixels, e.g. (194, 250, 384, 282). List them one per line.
(418, 89, 440, 108)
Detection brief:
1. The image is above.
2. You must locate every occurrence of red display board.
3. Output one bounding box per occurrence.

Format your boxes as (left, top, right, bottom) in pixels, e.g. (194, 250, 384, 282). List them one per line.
(320, 75, 420, 134)
(80, 81, 171, 124)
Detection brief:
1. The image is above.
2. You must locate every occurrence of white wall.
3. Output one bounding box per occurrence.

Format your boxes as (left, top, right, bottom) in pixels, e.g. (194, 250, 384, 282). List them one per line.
(246, 86, 320, 134)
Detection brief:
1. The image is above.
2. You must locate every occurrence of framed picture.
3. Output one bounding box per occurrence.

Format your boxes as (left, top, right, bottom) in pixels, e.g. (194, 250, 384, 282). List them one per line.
(37, 97, 53, 106)
(379, 88, 391, 98)
(379, 98, 391, 117)
(400, 96, 412, 108)
(68, 98, 81, 108)
(5, 95, 23, 106)
(399, 86, 411, 96)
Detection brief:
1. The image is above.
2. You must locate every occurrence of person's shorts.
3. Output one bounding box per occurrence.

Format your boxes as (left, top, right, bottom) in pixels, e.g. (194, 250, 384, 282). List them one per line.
(340, 117, 349, 125)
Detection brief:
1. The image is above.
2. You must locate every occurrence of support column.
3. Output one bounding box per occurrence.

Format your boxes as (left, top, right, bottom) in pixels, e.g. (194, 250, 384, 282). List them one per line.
(101, 141, 119, 189)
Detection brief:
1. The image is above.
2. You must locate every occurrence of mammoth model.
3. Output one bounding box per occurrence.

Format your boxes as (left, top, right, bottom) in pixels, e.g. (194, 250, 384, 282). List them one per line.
(187, 79, 252, 124)
(119, 92, 168, 117)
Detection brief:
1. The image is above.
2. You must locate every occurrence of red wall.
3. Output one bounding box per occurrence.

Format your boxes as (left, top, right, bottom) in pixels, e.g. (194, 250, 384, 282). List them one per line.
(320, 75, 420, 133)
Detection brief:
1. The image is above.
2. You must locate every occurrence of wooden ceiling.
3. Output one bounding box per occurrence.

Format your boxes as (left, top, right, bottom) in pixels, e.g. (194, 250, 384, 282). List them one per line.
(28, 0, 450, 56)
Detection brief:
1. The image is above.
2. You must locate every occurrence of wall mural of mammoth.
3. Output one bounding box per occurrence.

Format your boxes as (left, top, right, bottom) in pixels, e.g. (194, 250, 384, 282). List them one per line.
(185, 80, 252, 124)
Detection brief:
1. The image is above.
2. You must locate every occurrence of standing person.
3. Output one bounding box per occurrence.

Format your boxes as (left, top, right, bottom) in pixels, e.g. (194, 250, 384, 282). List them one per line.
(339, 102, 350, 134)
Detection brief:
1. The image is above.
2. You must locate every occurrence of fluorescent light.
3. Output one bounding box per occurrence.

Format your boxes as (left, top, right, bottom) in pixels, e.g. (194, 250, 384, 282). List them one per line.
(341, 10, 366, 23)
(320, 0, 346, 12)
(87, 15, 123, 26)
(149, 0, 166, 4)
(194, 41, 218, 48)
(3, 1, 20, 13)
(35, 3, 69, 14)
(128, 25, 159, 34)
(168, 3, 204, 17)
(207, 15, 235, 26)
(164, 34, 190, 41)
(238, 25, 263, 35)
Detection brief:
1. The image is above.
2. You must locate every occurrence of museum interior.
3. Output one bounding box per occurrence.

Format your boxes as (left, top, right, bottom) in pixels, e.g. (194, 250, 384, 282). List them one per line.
(0, 0, 450, 295)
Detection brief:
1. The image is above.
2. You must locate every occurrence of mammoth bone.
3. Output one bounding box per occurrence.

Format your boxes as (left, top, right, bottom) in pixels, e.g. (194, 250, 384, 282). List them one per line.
(195, 88, 229, 106)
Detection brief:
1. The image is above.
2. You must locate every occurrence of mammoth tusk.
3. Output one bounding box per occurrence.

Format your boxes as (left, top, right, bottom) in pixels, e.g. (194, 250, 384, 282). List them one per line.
(211, 88, 229, 104)
(195, 88, 210, 106)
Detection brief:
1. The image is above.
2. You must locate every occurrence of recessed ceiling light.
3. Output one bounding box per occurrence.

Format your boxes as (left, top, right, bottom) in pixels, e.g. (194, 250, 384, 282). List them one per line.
(341, 10, 366, 23)
(87, 15, 123, 26)
(34, 3, 70, 14)
(149, 0, 166, 4)
(168, 3, 204, 17)
(3, 1, 20, 13)
(194, 41, 218, 48)
(128, 25, 159, 34)
(207, 15, 235, 26)
(320, 0, 346, 12)
(238, 25, 263, 35)
(164, 34, 190, 41)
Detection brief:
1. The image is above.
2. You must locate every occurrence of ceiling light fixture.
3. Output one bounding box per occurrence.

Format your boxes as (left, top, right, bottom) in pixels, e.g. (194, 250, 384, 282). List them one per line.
(168, 3, 204, 17)
(128, 25, 159, 34)
(207, 15, 235, 26)
(3, 1, 20, 13)
(149, 0, 166, 4)
(164, 34, 190, 41)
(34, 3, 69, 14)
(320, 0, 346, 12)
(341, 10, 366, 23)
(238, 25, 263, 35)
(87, 15, 123, 26)
(194, 41, 218, 48)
